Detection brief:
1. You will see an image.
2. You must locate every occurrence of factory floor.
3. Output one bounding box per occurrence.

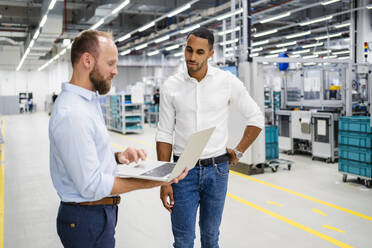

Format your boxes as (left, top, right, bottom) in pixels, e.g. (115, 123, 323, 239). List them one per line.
(2, 112, 372, 248)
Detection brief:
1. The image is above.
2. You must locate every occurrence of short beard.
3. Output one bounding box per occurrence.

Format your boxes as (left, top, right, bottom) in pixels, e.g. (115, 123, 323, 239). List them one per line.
(187, 58, 208, 73)
(89, 65, 111, 95)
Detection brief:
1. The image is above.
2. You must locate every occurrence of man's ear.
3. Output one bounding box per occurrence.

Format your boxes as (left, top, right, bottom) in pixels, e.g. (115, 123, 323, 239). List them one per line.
(208, 49, 214, 59)
(81, 52, 95, 70)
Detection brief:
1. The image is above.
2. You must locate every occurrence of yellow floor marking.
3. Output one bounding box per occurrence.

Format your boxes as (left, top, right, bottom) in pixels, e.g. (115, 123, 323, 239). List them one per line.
(112, 143, 127, 151)
(118, 133, 155, 148)
(322, 225, 345, 234)
(227, 193, 353, 248)
(313, 208, 328, 216)
(266, 201, 283, 207)
(0, 145, 3, 162)
(230, 170, 372, 221)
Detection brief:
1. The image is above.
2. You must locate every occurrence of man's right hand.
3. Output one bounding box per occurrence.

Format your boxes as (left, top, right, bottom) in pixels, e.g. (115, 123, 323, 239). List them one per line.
(160, 185, 174, 213)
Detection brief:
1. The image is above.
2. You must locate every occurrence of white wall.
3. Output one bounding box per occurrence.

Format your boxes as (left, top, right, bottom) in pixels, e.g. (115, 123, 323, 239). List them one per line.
(0, 61, 71, 111)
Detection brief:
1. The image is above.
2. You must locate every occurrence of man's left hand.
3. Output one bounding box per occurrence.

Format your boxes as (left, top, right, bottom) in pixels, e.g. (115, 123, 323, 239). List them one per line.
(226, 148, 239, 166)
(117, 147, 147, 164)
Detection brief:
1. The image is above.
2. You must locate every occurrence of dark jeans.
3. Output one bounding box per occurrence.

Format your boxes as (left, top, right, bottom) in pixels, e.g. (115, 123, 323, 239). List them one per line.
(57, 202, 118, 248)
(171, 159, 229, 248)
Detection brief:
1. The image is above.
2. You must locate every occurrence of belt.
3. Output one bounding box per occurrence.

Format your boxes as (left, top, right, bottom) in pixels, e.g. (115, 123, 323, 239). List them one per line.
(64, 196, 121, 206)
(173, 153, 229, 166)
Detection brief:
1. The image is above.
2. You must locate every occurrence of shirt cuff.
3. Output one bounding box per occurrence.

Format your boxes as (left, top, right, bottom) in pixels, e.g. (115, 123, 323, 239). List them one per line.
(98, 174, 115, 199)
(156, 130, 173, 144)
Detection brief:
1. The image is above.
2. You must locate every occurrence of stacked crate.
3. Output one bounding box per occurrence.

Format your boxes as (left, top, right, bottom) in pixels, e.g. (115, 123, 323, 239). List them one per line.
(338, 116, 372, 183)
(265, 126, 279, 160)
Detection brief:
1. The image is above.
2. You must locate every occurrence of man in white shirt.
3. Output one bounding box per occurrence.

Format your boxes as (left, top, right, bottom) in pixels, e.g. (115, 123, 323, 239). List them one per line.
(156, 27, 264, 248)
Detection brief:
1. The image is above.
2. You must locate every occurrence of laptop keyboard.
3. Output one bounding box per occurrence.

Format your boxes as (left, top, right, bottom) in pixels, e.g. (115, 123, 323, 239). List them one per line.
(141, 163, 176, 177)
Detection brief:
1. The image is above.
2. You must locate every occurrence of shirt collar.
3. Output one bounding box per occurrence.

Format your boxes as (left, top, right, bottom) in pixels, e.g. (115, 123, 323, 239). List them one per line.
(182, 63, 214, 82)
(62, 82, 98, 101)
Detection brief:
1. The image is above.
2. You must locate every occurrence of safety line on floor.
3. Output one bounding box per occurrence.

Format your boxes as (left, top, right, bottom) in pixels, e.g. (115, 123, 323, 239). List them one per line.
(118, 133, 155, 149)
(266, 201, 283, 207)
(322, 225, 345, 234)
(227, 193, 353, 248)
(230, 170, 372, 222)
(112, 143, 127, 151)
(312, 208, 328, 216)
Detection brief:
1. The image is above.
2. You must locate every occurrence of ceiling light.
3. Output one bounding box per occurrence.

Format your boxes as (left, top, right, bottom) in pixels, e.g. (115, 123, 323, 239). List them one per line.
(60, 49, 67, 56)
(304, 62, 316, 66)
(216, 8, 243, 21)
(33, 29, 40, 40)
(219, 38, 239, 46)
(338, 56, 349, 60)
(218, 27, 240, 36)
(367, 5, 372, 9)
(48, 0, 57, 10)
(112, 0, 130, 14)
(300, 16, 333, 26)
(315, 32, 342, 40)
(40, 14, 48, 28)
(323, 55, 337, 59)
(253, 29, 278, 38)
(167, 3, 191, 17)
(29, 40, 35, 48)
(147, 50, 160, 56)
(291, 54, 301, 58)
(174, 52, 184, 57)
(292, 49, 310, 54)
(165, 44, 180, 51)
(265, 54, 279, 58)
(269, 48, 287, 54)
(302, 42, 323, 48)
(303, 54, 319, 59)
(180, 24, 200, 34)
(285, 31, 311, 39)
(335, 23, 350, 29)
(321, 0, 340, 5)
(314, 50, 331, 55)
(120, 49, 131, 56)
(225, 47, 235, 52)
(252, 40, 269, 46)
(250, 53, 259, 57)
(276, 41, 296, 48)
(260, 12, 291, 24)
(135, 43, 148, 50)
(117, 33, 131, 42)
(155, 35, 170, 43)
(252, 47, 263, 52)
(333, 50, 349, 55)
(90, 18, 105, 30)
(138, 21, 155, 32)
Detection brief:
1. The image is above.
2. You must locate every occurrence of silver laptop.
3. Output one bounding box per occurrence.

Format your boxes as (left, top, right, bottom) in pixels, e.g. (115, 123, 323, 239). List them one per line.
(116, 127, 215, 182)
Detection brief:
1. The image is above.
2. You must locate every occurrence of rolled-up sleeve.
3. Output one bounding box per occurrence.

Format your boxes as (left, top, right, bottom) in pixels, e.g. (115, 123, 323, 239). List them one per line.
(230, 76, 265, 129)
(156, 83, 175, 144)
(52, 111, 114, 201)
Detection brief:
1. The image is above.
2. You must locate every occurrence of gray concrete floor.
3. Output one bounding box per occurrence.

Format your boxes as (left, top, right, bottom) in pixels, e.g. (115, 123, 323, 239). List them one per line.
(3, 112, 372, 248)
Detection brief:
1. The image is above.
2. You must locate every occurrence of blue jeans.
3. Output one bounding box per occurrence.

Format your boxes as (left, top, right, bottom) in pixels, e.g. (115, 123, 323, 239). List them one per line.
(57, 202, 118, 248)
(171, 160, 229, 248)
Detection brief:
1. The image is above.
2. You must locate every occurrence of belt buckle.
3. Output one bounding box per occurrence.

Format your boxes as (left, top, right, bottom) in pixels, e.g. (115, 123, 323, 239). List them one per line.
(198, 159, 203, 167)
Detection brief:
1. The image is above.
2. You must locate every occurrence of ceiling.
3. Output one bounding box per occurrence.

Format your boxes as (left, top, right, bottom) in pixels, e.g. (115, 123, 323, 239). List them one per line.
(0, 0, 355, 71)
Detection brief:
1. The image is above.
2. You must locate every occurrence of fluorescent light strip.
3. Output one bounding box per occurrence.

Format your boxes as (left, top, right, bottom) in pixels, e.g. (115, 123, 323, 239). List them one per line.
(174, 52, 184, 57)
(315, 32, 342, 40)
(33, 29, 40, 40)
(338, 56, 350, 60)
(367, 5, 372, 9)
(90, 18, 105, 30)
(269, 48, 287, 54)
(167, 3, 191, 17)
(323, 55, 337, 59)
(218, 27, 240, 36)
(180, 24, 200, 34)
(304, 62, 316, 66)
(216, 8, 243, 21)
(135, 43, 148, 50)
(138, 21, 155, 32)
(120, 49, 131, 56)
(260, 12, 291, 24)
(276, 41, 296, 48)
(265, 54, 279, 58)
(29, 40, 35, 48)
(303, 54, 319, 59)
(252, 40, 269, 46)
(40, 14, 48, 28)
(333, 50, 349, 55)
(335, 23, 350, 29)
(253, 29, 278, 38)
(112, 0, 130, 14)
(292, 49, 310, 54)
(117, 33, 131, 42)
(285, 31, 311, 39)
(48, 0, 57, 10)
(225, 47, 235, 52)
(321, 0, 340, 5)
(300, 15, 333, 26)
(250, 53, 259, 57)
(165, 44, 180, 51)
(314, 50, 331, 55)
(291, 54, 301, 58)
(219, 38, 239, 46)
(147, 50, 160, 56)
(155, 35, 170, 43)
(252, 47, 263, 52)
(302, 42, 323, 48)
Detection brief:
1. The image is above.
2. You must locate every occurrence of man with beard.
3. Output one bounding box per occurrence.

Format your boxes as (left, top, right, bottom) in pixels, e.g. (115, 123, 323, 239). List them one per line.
(49, 30, 187, 248)
(156, 27, 264, 248)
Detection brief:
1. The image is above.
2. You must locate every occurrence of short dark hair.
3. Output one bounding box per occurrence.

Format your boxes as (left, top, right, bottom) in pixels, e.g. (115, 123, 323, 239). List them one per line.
(70, 30, 113, 66)
(187, 27, 214, 50)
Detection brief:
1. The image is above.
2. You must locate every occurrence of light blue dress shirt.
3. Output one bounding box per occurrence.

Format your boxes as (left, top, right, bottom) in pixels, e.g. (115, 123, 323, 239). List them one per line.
(49, 83, 115, 202)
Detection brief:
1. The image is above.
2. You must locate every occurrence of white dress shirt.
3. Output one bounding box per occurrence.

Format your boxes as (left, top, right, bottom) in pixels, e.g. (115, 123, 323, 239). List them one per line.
(156, 65, 264, 159)
(49, 83, 115, 202)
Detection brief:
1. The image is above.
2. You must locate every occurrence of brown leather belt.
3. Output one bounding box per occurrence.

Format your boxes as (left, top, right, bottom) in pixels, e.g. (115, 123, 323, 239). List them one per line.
(65, 196, 121, 206)
(173, 153, 229, 166)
